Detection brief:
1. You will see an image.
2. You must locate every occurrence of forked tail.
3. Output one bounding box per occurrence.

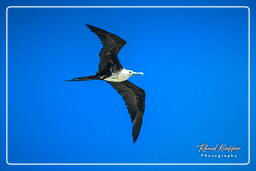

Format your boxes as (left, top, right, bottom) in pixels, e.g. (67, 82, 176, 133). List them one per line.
(65, 75, 99, 81)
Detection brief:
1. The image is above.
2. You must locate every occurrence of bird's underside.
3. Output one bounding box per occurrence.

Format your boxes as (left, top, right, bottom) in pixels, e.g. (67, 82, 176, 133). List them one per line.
(67, 24, 145, 143)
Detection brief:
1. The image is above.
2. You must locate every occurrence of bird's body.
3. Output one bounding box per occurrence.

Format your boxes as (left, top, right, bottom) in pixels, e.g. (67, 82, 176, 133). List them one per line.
(104, 69, 131, 82)
(104, 69, 144, 82)
(67, 24, 145, 143)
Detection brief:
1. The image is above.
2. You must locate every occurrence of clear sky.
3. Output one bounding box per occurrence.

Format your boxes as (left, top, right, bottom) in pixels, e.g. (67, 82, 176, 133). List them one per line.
(0, 1, 255, 171)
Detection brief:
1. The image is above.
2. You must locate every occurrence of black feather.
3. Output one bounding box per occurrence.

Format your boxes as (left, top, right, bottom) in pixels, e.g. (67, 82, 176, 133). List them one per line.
(86, 24, 126, 75)
(108, 81, 145, 143)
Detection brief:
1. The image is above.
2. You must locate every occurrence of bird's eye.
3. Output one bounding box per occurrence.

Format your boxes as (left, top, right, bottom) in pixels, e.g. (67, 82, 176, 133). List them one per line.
(129, 71, 132, 73)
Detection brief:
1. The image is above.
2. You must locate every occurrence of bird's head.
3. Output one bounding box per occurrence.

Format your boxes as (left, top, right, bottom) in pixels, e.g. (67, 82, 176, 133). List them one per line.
(123, 69, 144, 77)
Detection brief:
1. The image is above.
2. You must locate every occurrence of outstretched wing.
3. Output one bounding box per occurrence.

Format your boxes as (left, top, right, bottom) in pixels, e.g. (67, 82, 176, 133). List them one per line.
(108, 81, 145, 143)
(86, 24, 126, 75)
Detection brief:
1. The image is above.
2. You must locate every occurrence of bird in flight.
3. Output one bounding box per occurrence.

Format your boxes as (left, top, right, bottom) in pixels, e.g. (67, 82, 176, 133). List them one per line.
(66, 24, 145, 143)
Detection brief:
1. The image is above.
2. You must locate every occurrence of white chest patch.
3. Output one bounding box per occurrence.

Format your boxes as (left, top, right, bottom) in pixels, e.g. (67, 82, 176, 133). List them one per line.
(104, 69, 132, 82)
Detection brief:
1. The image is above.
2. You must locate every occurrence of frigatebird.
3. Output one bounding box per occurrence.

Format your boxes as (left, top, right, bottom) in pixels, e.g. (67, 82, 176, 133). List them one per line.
(66, 24, 145, 143)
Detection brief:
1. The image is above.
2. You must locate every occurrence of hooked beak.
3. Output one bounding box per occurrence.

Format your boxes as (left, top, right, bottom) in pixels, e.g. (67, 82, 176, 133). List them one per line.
(133, 72, 144, 75)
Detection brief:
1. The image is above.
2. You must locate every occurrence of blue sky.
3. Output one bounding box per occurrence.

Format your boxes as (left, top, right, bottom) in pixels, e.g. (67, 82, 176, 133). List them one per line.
(0, 1, 256, 171)
(6, 6, 249, 163)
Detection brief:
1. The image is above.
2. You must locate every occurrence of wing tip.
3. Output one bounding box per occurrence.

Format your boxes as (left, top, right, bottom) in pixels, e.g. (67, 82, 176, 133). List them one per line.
(85, 24, 106, 33)
(133, 136, 138, 144)
(85, 24, 93, 28)
(85, 24, 96, 31)
(132, 113, 143, 144)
